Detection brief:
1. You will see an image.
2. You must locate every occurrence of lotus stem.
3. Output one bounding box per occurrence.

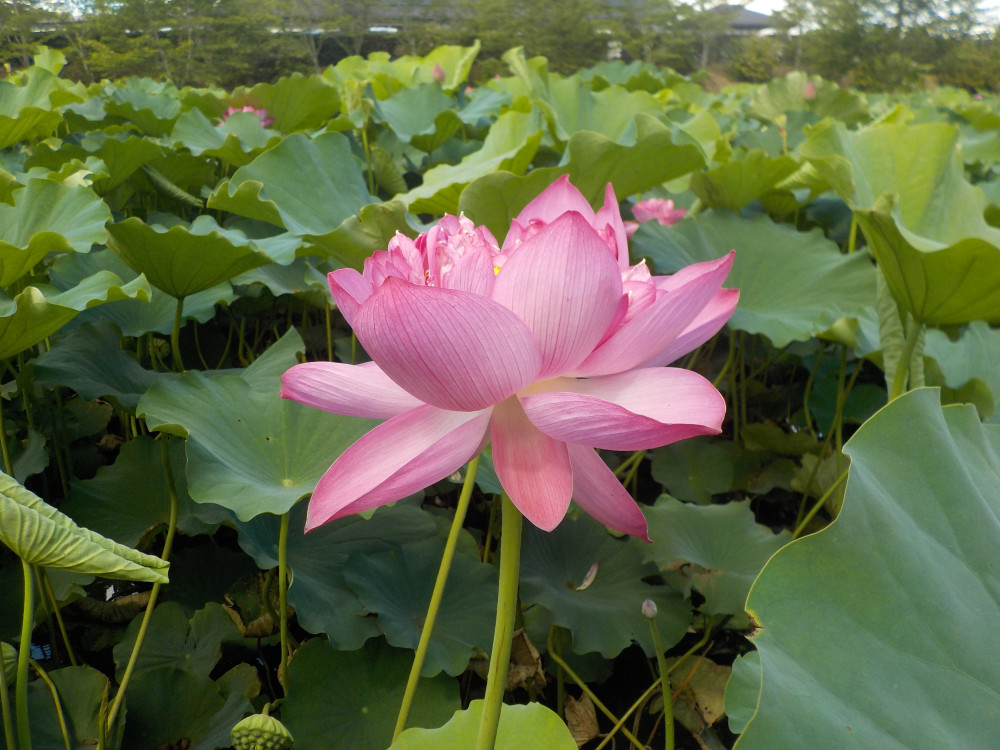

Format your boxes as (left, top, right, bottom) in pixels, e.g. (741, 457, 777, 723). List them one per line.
(170, 296, 185, 371)
(888, 318, 923, 402)
(16, 560, 34, 750)
(475, 493, 521, 750)
(277, 509, 291, 689)
(645, 601, 674, 750)
(0, 640, 15, 750)
(105, 437, 180, 734)
(28, 661, 70, 750)
(393, 456, 480, 742)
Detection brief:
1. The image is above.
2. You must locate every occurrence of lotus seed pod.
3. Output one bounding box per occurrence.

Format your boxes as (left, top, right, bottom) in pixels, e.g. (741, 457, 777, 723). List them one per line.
(230, 713, 294, 750)
(641, 599, 658, 620)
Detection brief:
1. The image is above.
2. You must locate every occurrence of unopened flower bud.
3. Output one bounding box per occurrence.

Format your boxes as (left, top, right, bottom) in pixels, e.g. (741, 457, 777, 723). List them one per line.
(642, 599, 658, 620)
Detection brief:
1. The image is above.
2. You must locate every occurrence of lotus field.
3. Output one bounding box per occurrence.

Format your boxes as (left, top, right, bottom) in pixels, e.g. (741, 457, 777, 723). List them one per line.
(2, 40, 1000, 750)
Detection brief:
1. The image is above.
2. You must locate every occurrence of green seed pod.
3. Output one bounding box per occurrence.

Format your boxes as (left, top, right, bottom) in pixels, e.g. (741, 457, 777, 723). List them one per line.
(230, 713, 294, 750)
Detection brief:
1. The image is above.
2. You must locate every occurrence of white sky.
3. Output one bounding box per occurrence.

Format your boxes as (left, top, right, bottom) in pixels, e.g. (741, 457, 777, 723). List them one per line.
(745, 0, 786, 14)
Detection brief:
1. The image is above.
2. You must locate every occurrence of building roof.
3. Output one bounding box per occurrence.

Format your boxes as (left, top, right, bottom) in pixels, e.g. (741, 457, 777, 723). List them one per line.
(710, 5, 776, 30)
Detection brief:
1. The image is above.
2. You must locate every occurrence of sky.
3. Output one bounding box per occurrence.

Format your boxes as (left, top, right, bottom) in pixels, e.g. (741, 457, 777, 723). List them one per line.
(744, 0, 787, 16)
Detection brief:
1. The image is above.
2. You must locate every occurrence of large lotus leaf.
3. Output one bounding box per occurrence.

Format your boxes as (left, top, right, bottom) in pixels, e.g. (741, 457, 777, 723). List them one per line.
(170, 108, 282, 167)
(0, 273, 151, 360)
(121, 667, 250, 750)
(689, 150, 801, 211)
(26, 666, 110, 750)
(737, 389, 1000, 749)
(385, 42, 481, 92)
(373, 83, 456, 141)
(641, 498, 791, 617)
(924, 322, 1000, 423)
(305, 199, 415, 270)
(235, 501, 437, 648)
(749, 71, 869, 127)
(0, 67, 65, 148)
(0, 470, 168, 582)
(724, 651, 761, 735)
(562, 115, 706, 204)
(633, 210, 876, 347)
(35, 321, 172, 409)
(401, 109, 544, 216)
(855, 201, 1000, 325)
(62, 436, 226, 547)
(40, 132, 165, 195)
(232, 73, 342, 132)
(392, 700, 577, 750)
(457, 167, 566, 244)
(520, 514, 690, 658)
(106, 215, 276, 298)
(457, 87, 511, 127)
(343, 537, 498, 676)
(207, 132, 371, 234)
(114, 602, 237, 680)
(101, 77, 181, 135)
(282, 636, 459, 750)
(534, 75, 664, 143)
(137, 331, 377, 520)
(0, 178, 110, 287)
(48, 249, 232, 336)
(649, 439, 738, 504)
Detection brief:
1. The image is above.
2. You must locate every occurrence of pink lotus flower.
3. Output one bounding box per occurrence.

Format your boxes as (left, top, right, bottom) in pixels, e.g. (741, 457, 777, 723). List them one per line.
(432, 63, 446, 83)
(281, 176, 737, 539)
(803, 80, 817, 101)
(624, 198, 687, 238)
(222, 105, 274, 128)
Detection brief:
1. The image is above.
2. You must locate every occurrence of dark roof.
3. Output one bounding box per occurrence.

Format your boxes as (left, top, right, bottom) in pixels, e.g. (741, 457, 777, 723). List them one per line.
(710, 5, 775, 30)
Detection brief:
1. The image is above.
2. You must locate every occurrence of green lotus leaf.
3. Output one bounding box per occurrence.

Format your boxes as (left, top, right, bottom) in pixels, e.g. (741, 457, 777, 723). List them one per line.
(0, 66, 69, 148)
(26, 133, 163, 195)
(690, 150, 801, 211)
(724, 651, 761, 735)
(649, 439, 739, 504)
(801, 121, 1000, 324)
(62, 435, 226, 547)
(26, 666, 111, 750)
(235, 501, 437, 649)
(749, 71, 869, 127)
(531, 74, 664, 143)
(232, 73, 342, 132)
(737, 389, 1000, 749)
(387, 42, 481, 92)
(562, 115, 706, 203)
(343, 537, 498, 677)
(137, 331, 376, 520)
(106, 215, 276, 298)
(282, 636, 460, 750)
(305, 199, 415, 270)
(0, 272, 151, 360)
(459, 168, 568, 244)
(520, 514, 690, 658)
(633, 210, 875, 347)
(373, 83, 456, 142)
(207, 132, 371, 234)
(924, 322, 1000, 423)
(401, 109, 544, 215)
(35, 321, 170, 409)
(642, 498, 791, 617)
(0, 178, 110, 287)
(0, 470, 168, 582)
(48, 249, 232, 336)
(170, 108, 282, 167)
(101, 77, 181, 136)
(392, 700, 577, 750)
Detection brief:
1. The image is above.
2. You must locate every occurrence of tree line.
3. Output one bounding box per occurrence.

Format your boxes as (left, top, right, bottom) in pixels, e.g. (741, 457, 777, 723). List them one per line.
(1, 0, 997, 91)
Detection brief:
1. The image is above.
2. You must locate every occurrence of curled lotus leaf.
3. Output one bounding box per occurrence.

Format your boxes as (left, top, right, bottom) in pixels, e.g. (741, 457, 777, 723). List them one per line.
(0, 471, 168, 582)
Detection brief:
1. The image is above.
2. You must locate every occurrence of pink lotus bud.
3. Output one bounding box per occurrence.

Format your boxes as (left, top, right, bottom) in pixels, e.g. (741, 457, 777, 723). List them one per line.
(222, 105, 274, 128)
(803, 80, 817, 101)
(632, 198, 686, 227)
(433, 64, 446, 83)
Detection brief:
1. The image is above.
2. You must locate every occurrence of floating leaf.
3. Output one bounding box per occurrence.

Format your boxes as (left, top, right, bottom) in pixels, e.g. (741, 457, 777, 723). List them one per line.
(282, 637, 459, 750)
(391, 700, 577, 750)
(738, 389, 1000, 748)
(0, 470, 168, 582)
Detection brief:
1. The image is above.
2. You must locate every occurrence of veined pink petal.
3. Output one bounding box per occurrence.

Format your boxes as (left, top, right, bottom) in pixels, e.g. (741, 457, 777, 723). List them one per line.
(491, 397, 573, 531)
(305, 405, 491, 530)
(595, 182, 630, 269)
(492, 212, 625, 378)
(643, 288, 739, 367)
(573, 252, 735, 376)
(519, 368, 725, 450)
(328, 268, 373, 329)
(354, 277, 542, 412)
(280, 361, 424, 418)
(567, 444, 649, 540)
(507, 174, 596, 239)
